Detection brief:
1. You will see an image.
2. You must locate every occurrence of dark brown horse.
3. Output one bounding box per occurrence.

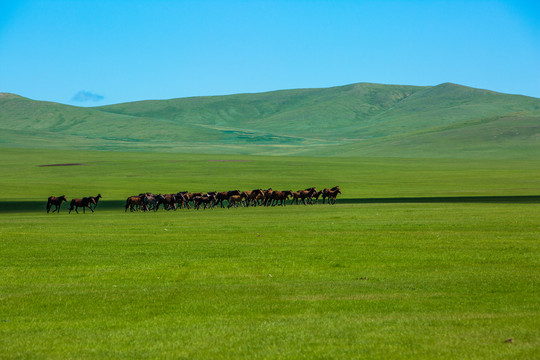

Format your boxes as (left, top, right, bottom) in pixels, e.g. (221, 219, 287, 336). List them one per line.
(262, 188, 273, 206)
(292, 187, 317, 205)
(88, 194, 102, 210)
(270, 190, 293, 206)
(322, 186, 340, 204)
(157, 194, 177, 211)
(324, 188, 342, 205)
(69, 197, 95, 214)
(176, 192, 192, 209)
(125, 195, 145, 212)
(215, 190, 241, 208)
(193, 194, 216, 210)
(46, 195, 67, 213)
(312, 190, 323, 204)
(174, 192, 188, 209)
(245, 189, 264, 207)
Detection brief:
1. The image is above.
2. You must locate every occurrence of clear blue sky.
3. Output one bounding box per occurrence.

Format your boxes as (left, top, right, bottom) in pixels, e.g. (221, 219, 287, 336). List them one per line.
(1, 0, 539, 106)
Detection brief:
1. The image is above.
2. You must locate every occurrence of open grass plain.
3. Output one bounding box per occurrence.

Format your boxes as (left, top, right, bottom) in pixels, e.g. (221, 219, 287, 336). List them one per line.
(1, 147, 539, 359)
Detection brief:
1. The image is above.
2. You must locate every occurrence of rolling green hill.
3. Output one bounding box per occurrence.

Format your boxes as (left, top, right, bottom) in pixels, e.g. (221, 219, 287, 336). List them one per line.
(1, 83, 539, 158)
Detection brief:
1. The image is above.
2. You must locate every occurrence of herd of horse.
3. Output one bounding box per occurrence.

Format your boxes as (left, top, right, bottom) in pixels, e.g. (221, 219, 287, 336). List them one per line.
(124, 186, 341, 212)
(46, 186, 341, 213)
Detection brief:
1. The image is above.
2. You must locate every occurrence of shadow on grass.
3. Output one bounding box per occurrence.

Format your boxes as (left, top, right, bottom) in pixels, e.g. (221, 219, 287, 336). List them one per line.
(1, 195, 539, 213)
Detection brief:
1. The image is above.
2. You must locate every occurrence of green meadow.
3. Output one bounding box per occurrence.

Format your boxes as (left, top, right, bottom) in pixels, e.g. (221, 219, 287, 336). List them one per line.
(1, 147, 539, 358)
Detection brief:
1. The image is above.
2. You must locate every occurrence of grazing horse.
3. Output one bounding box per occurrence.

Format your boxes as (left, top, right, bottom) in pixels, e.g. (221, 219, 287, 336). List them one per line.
(46, 195, 67, 213)
(270, 190, 293, 206)
(69, 197, 95, 214)
(88, 194, 102, 210)
(322, 186, 340, 204)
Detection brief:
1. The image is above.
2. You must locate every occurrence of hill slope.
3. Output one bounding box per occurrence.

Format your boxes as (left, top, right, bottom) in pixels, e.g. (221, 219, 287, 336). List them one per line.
(1, 83, 539, 158)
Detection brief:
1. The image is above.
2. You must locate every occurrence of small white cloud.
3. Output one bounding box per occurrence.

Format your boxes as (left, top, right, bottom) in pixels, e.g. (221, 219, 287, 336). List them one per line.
(72, 91, 104, 102)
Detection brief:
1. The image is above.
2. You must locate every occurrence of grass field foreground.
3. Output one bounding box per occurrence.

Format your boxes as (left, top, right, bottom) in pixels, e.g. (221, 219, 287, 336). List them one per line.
(1, 203, 539, 359)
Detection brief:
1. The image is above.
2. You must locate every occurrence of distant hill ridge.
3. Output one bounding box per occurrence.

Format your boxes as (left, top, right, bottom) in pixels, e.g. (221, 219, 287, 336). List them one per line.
(1, 82, 539, 158)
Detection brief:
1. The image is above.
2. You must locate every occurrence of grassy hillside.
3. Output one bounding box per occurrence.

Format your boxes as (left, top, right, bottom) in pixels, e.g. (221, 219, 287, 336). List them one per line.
(1, 83, 539, 158)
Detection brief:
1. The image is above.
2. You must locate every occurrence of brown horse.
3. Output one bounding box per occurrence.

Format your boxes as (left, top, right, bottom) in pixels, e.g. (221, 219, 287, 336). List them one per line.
(194, 194, 216, 210)
(292, 187, 317, 205)
(227, 193, 246, 208)
(69, 197, 95, 214)
(312, 190, 323, 204)
(88, 194, 102, 210)
(262, 188, 273, 206)
(322, 186, 340, 204)
(246, 189, 264, 206)
(215, 190, 241, 208)
(176, 192, 192, 209)
(324, 188, 342, 205)
(46, 195, 67, 213)
(125, 195, 144, 212)
(174, 192, 188, 209)
(158, 194, 177, 211)
(270, 190, 293, 206)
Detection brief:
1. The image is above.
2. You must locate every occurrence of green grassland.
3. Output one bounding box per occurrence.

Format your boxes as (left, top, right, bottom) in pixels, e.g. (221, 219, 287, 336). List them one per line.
(2, 82, 539, 158)
(0, 148, 539, 358)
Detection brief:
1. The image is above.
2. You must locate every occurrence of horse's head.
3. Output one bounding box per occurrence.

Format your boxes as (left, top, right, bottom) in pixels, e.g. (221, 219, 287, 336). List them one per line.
(61, 195, 67, 202)
(96, 194, 102, 199)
